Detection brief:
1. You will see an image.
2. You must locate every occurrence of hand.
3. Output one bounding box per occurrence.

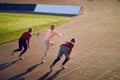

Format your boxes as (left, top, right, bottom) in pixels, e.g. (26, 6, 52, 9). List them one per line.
(28, 45, 30, 48)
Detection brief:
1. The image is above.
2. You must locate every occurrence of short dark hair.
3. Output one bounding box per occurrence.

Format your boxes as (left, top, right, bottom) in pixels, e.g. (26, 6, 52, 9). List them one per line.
(51, 24, 56, 30)
(71, 38, 75, 43)
(28, 28, 32, 32)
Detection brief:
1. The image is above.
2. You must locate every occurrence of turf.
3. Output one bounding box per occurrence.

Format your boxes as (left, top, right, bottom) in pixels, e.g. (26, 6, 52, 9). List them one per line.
(0, 12, 71, 44)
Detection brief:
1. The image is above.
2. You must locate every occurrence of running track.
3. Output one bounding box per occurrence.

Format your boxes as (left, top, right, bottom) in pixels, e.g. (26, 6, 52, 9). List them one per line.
(0, 0, 120, 80)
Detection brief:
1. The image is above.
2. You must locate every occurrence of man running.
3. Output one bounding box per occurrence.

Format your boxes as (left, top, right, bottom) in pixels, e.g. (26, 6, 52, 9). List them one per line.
(50, 38, 75, 71)
(11, 28, 32, 60)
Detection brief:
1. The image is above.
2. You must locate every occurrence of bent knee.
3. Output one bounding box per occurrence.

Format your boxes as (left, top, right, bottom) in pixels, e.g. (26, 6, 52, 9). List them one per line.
(56, 57, 61, 61)
(65, 58, 69, 61)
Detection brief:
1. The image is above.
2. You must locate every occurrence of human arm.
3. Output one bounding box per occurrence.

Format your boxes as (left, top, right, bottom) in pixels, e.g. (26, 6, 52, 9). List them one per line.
(27, 33, 32, 48)
(68, 48, 72, 54)
(27, 37, 30, 48)
(67, 54, 70, 59)
(36, 30, 47, 37)
(67, 48, 73, 59)
(55, 31, 61, 37)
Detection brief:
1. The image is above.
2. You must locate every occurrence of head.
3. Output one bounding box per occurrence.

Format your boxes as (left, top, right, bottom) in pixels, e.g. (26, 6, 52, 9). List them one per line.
(70, 38, 75, 43)
(28, 28, 32, 33)
(51, 24, 56, 30)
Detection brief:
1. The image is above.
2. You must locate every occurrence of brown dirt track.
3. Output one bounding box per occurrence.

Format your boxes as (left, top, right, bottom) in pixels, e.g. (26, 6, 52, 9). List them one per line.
(0, 0, 120, 80)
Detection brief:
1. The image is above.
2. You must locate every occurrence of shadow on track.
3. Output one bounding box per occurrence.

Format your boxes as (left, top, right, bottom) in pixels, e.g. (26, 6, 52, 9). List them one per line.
(8, 63, 41, 80)
(0, 59, 20, 71)
(38, 68, 64, 80)
(46, 68, 64, 80)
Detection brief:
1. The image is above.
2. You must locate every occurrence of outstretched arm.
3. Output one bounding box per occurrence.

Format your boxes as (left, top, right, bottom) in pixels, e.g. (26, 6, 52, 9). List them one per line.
(55, 31, 61, 37)
(36, 30, 47, 37)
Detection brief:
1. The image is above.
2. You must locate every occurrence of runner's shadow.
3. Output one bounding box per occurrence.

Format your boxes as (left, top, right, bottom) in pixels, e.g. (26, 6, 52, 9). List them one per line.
(0, 59, 20, 71)
(89, 0, 93, 1)
(46, 68, 64, 80)
(8, 63, 41, 80)
(38, 71, 52, 80)
(16, 77, 26, 80)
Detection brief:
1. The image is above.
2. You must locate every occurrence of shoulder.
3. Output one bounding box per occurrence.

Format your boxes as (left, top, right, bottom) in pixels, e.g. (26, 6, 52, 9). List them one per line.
(27, 32, 32, 36)
(22, 32, 27, 34)
(53, 30, 60, 34)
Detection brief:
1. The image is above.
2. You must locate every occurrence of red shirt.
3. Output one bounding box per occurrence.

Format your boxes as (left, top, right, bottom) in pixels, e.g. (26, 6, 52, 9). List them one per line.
(21, 32, 32, 44)
(61, 41, 74, 54)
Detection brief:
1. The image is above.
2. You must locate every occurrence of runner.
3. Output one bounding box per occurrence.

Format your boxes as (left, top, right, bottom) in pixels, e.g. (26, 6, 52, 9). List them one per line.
(11, 28, 32, 60)
(50, 38, 75, 71)
(37, 24, 61, 63)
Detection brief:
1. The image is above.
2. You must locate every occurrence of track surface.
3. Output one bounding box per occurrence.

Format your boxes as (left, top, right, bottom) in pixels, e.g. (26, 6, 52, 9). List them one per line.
(0, 0, 120, 80)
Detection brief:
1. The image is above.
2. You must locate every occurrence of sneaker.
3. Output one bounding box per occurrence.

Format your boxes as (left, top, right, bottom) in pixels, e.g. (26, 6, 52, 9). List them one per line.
(61, 65, 67, 69)
(40, 60, 46, 64)
(18, 56, 24, 60)
(50, 64, 53, 71)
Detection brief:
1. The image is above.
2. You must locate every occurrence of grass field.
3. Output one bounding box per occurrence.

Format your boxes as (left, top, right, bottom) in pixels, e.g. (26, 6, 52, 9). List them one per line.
(0, 12, 71, 44)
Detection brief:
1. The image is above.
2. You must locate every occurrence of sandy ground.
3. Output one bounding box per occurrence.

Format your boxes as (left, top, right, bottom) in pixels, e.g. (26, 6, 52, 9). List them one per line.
(0, 0, 120, 80)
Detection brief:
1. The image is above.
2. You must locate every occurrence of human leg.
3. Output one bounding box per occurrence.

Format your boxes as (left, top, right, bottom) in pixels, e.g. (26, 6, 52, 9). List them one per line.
(61, 47, 70, 69)
(50, 47, 63, 71)
(62, 52, 70, 65)
(40, 38, 49, 63)
(11, 38, 22, 56)
(19, 39, 27, 59)
(52, 57, 61, 66)
(61, 58, 69, 69)
(15, 38, 23, 51)
(40, 48, 48, 63)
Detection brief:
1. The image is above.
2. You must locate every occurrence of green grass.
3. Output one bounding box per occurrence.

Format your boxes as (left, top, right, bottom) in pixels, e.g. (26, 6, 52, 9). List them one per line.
(0, 12, 71, 44)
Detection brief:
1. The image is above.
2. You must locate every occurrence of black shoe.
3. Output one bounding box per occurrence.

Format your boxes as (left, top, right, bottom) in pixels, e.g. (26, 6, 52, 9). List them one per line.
(50, 64, 53, 71)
